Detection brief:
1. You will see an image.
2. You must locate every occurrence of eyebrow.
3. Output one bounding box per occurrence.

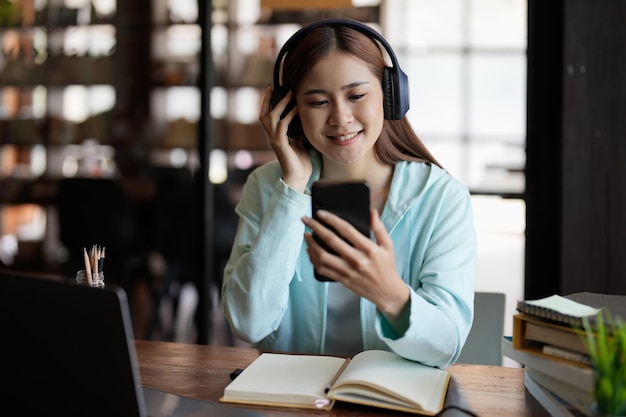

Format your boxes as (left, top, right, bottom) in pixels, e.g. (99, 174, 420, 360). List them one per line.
(302, 81, 370, 96)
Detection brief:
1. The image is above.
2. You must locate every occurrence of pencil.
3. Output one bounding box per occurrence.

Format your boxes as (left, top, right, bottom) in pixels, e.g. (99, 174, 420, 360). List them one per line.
(324, 357, 351, 394)
(99, 246, 105, 272)
(83, 247, 92, 286)
(92, 245, 98, 277)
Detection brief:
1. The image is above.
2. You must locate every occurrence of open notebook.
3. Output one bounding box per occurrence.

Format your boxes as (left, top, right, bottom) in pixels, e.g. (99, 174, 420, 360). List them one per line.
(0, 269, 262, 417)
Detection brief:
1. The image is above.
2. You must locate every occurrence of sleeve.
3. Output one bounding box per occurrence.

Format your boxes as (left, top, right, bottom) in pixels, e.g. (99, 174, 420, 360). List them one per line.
(376, 178, 477, 368)
(221, 167, 311, 343)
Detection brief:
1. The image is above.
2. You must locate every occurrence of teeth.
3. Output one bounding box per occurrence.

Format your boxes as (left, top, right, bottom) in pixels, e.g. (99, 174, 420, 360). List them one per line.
(335, 132, 358, 141)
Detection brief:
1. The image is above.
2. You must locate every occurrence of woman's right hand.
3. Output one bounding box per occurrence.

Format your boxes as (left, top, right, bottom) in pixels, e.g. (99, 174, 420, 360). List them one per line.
(259, 87, 312, 193)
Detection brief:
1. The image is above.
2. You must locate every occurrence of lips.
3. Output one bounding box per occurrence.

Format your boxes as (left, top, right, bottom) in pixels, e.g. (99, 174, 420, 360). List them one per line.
(330, 131, 359, 141)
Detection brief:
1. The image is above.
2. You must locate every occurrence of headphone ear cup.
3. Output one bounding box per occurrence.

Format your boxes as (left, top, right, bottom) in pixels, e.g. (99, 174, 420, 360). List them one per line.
(287, 115, 304, 138)
(396, 68, 410, 119)
(382, 66, 410, 120)
(382, 67, 394, 120)
(270, 86, 287, 109)
(270, 86, 304, 138)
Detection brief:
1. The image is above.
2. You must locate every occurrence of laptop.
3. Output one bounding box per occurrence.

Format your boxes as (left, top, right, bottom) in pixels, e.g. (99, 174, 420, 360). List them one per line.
(0, 269, 263, 417)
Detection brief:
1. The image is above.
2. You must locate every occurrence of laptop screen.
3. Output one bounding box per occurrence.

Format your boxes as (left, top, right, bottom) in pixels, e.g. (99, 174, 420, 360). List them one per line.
(1, 270, 146, 417)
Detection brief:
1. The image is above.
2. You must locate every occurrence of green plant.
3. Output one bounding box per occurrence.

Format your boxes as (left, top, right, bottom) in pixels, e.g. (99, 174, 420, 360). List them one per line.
(582, 311, 626, 416)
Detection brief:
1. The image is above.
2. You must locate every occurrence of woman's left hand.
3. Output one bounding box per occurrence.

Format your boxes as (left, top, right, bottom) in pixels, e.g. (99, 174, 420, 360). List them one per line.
(302, 209, 410, 318)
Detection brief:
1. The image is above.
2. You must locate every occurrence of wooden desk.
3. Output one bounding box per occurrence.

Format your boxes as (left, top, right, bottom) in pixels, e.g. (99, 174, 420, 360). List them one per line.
(135, 341, 549, 417)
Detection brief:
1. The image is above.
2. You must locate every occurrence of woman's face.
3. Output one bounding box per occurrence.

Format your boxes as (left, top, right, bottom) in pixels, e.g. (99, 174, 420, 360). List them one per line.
(296, 50, 384, 168)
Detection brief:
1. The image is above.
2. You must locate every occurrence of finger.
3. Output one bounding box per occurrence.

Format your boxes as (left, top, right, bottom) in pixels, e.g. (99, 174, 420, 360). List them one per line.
(303, 232, 346, 283)
(314, 210, 371, 250)
(271, 90, 293, 114)
(305, 219, 368, 283)
(370, 209, 392, 249)
(303, 233, 320, 261)
(303, 232, 332, 265)
(261, 86, 271, 107)
(304, 217, 338, 251)
(285, 101, 299, 125)
(303, 222, 352, 267)
(305, 215, 350, 255)
(264, 91, 293, 139)
(259, 87, 273, 116)
(276, 98, 298, 136)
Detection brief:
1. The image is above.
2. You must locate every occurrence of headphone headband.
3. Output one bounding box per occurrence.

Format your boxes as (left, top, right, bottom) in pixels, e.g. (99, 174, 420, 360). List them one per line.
(273, 18, 403, 89)
(271, 18, 409, 137)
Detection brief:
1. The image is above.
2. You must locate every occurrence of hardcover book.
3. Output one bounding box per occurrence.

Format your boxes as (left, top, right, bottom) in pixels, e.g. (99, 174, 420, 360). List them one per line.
(516, 292, 626, 327)
(220, 349, 450, 415)
(524, 370, 591, 417)
(525, 367, 594, 414)
(513, 314, 591, 366)
(502, 336, 594, 393)
(523, 316, 588, 354)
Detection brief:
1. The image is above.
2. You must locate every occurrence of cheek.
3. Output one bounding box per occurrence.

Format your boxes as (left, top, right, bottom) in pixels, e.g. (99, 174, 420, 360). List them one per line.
(298, 107, 325, 133)
(360, 95, 385, 139)
(365, 103, 383, 120)
(361, 96, 385, 124)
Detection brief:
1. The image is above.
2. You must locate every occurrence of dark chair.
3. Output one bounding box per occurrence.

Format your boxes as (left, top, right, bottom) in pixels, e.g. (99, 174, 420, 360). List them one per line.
(148, 170, 237, 343)
(148, 169, 201, 340)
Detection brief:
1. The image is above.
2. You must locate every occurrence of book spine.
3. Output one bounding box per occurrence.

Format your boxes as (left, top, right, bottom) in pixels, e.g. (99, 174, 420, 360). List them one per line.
(502, 336, 594, 392)
(542, 345, 591, 365)
(525, 367, 594, 415)
(524, 371, 590, 417)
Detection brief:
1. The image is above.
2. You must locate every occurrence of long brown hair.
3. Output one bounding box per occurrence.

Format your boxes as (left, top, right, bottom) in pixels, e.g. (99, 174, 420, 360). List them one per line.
(281, 24, 442, 168)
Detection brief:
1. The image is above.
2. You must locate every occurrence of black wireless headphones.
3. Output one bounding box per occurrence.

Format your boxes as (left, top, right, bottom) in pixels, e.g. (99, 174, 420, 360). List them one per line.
(270, 18, 410, 138)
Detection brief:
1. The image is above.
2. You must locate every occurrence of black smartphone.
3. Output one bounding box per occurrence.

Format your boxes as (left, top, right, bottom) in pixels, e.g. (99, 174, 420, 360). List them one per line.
(311, 180, 371, 282)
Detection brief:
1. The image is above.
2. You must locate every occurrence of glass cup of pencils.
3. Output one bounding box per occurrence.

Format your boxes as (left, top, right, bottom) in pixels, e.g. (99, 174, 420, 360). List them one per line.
(76, 245, 106, 288)
(76, 270, 105, 288)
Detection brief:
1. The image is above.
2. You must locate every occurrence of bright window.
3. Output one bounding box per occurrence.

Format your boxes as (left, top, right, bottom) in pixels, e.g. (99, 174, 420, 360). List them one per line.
(383, 0, 527, 195)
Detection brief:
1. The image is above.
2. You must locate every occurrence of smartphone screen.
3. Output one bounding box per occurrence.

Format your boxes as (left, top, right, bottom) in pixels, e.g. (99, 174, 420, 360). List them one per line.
(311, 180, 371, 282)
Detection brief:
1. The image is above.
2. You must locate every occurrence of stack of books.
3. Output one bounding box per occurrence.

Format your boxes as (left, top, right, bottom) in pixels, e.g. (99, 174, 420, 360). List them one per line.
(503, 292, 626, 417)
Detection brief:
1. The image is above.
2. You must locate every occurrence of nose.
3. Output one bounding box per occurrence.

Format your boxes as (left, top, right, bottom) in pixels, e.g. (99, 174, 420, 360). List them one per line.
(328, 101, 354, 126)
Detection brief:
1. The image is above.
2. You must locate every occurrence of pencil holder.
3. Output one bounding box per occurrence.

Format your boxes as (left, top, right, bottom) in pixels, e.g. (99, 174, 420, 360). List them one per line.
(76, 270, 105, 288)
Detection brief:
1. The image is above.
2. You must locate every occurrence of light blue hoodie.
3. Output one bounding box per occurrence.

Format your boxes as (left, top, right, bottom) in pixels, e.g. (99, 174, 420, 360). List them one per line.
(222, 154, 476, 368)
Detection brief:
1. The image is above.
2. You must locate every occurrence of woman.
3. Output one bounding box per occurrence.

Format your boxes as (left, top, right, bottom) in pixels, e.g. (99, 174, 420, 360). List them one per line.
(221, 19, 476, 368)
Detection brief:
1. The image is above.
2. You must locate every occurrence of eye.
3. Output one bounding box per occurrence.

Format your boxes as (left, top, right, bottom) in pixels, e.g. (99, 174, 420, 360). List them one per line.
(349, 93, 366, 101)
(308, 99, 328, 107)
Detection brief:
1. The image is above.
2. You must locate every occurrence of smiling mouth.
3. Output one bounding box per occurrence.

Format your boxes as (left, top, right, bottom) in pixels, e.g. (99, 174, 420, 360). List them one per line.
(330, 131, 360, 141)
